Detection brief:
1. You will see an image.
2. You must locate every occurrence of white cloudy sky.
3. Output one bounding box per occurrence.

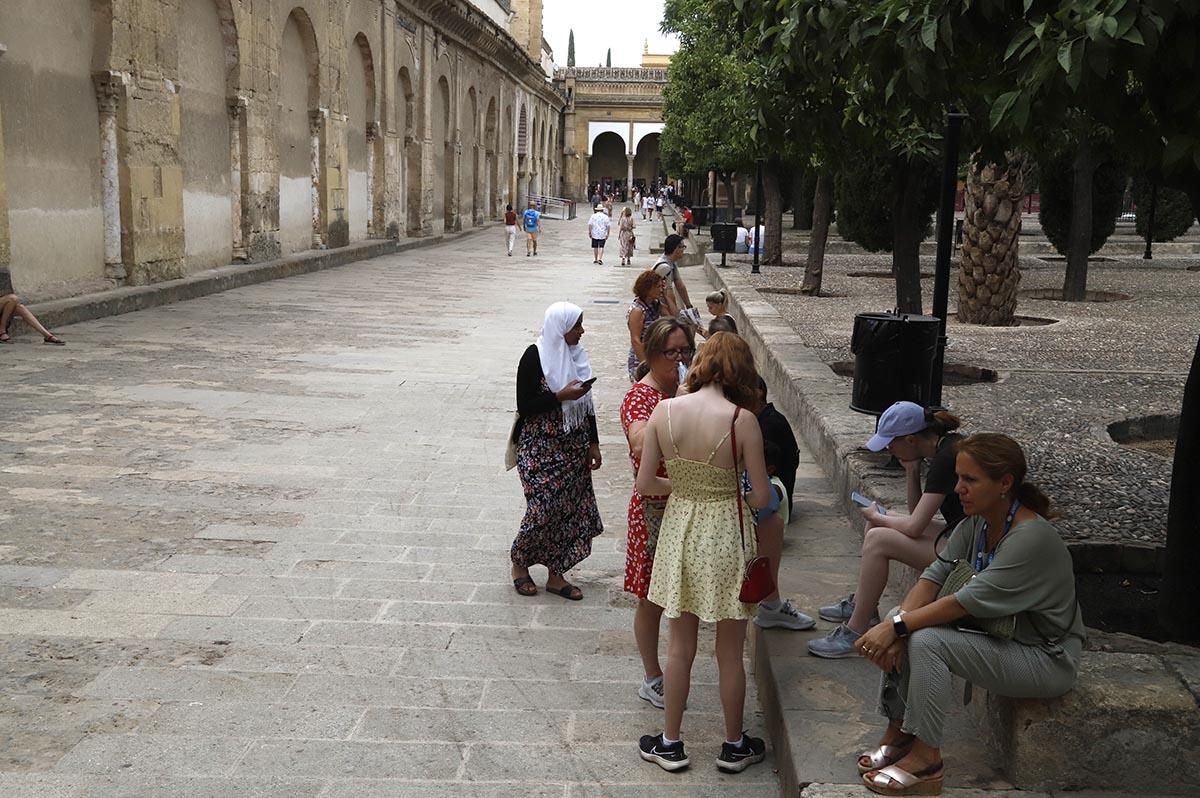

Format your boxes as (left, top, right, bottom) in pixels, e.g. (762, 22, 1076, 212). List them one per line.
(542, 0, 680, 67)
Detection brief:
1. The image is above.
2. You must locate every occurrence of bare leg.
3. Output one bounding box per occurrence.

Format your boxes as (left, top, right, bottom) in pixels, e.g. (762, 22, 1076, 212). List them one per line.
(635, 599, 664, 680)
(715, 618, 749, 742)
(0, 296, 18, 334)
(663, 613, 699, 740)
(14, 305, 55, 339)
(755, 513, 784, 604)
(848, 523, 943, 632)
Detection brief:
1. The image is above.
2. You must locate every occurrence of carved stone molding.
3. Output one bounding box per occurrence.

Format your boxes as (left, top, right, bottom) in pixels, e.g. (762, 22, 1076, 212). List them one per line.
(92, 70, 129, 114)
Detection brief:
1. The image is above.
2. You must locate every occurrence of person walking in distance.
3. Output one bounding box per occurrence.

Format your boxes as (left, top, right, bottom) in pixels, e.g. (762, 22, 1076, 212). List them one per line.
(655, 193, 665, 221)
(523, 201, 542, 256)
(589, 205, 611, 265)
(504, 204, 519, 256)
(618, 206, 637, 266)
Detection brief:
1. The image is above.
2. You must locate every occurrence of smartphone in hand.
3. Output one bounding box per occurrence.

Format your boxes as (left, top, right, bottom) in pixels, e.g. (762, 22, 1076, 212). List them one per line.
(580, 377, 597, 389)
(850, 491, 887, 515)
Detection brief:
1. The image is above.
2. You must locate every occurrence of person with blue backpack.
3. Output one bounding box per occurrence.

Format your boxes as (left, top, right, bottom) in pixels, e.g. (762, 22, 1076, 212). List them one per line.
(522, 201, 542, 257)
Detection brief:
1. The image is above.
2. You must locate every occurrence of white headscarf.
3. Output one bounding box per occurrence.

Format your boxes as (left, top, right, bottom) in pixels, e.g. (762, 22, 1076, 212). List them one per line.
(536, 301, 595, 433)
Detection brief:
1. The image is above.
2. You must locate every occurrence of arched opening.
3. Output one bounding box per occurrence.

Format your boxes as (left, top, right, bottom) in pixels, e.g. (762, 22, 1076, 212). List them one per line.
(589, 131, 626, 195)
(463, 87, 478, 225)
(179, 0, 235, 271)
(0, 0, 107, 294)
(484, 98, 498, 218)
(397, 66, 420, 236)
(433, 74, 453, 233)
(278, 8, 319, 254)
(635, 132, 662, 188)
(347, 33, 376, 242)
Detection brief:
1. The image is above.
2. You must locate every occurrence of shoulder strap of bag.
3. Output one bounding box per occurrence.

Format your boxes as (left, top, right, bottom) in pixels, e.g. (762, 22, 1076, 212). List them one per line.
(731, 408, 744, 551)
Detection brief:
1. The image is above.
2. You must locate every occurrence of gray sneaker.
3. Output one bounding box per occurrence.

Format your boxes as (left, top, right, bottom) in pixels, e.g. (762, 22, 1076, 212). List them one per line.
(807, 623, 863, 658)
(818, 593, 880, 625)
(638, 675, 665, 709)
(756, 598, 816, 631)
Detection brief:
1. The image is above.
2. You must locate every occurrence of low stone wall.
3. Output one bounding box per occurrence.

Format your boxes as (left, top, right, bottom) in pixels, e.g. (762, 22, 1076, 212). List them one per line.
(21, 226, 496, 333)
(704, 254, 1200, 795)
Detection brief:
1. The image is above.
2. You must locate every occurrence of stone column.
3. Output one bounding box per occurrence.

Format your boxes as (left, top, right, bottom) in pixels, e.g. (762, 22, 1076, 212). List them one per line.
(94, 71, 128, 282)
(229, 96, 248, 261)
(0, 44, 10, 285)
(626, 154, 635, 198)
(310, 108, 327, 249)
(366, 121, 378, 237)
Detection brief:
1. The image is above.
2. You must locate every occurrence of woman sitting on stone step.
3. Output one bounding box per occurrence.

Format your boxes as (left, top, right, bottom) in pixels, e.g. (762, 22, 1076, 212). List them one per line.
(808, 402, 964, 659)
(853, 433, 1084, 796)
(0, 293, 65, 345)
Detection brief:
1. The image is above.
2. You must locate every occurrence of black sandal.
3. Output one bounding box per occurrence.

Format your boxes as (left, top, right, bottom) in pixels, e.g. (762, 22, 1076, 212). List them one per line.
(43, 335, 65, 346)
(545, 582, 583, 601)
(513, 576, 537, 597)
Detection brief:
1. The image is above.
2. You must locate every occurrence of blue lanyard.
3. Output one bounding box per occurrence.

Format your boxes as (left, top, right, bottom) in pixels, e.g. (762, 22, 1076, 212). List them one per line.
(974, 499, 1020, 572)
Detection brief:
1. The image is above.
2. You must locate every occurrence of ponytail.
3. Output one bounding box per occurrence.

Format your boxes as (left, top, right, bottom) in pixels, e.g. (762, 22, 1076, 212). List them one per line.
(1015, 482, 1054, 518)
(924, 408, 961, 436)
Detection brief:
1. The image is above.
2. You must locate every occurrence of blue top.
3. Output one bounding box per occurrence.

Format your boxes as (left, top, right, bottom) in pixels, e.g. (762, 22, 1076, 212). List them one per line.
(522, 208, 541, 232)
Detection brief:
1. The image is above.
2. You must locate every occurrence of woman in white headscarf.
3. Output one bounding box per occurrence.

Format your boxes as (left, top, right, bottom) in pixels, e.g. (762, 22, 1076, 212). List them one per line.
(510, 302, 604, 600)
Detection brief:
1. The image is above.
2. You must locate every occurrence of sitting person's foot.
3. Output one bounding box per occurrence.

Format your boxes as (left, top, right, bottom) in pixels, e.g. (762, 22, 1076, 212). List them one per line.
(807, 623, 863, 658)
(863, 746, 942, 795)
(0, 332, 10, 343)
(43, 335, 65, 346)
(819, 593, 882, 625)
(638, 733, 689, 772)
(716, 732, 766, 773)
(755, 598, 816, 630)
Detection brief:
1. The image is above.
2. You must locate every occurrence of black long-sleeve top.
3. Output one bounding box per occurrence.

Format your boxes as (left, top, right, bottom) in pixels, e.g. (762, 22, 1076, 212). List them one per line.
(514, 344, 599, 443)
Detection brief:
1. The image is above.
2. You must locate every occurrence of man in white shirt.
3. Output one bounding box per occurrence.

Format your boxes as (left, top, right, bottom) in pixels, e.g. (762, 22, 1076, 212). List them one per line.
(734, 220, 750, 254)
(747, 222, 765, 255)
(642, 193, 654, 220)
(588, 205, 611, 265)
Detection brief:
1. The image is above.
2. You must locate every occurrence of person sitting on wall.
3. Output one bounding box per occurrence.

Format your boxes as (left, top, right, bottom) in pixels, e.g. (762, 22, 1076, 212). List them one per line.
(733, 220, 750, 254)
(0, 293, 66, 345)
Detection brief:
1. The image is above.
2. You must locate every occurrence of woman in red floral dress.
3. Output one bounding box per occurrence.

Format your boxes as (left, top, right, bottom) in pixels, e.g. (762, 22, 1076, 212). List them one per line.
(620, 317, 695, 709)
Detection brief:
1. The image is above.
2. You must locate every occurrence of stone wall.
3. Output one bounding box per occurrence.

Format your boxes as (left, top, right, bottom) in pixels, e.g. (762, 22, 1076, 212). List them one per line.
(0, 0, 564, 302)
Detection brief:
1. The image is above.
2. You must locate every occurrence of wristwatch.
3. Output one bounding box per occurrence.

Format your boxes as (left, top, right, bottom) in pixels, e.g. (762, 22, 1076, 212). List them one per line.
(892, 612, 910, 638)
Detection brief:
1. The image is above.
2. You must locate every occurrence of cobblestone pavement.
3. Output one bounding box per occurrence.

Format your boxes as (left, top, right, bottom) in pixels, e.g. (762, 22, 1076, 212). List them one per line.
(731, 225, 1199, 546)
(0, 213, 779, 796)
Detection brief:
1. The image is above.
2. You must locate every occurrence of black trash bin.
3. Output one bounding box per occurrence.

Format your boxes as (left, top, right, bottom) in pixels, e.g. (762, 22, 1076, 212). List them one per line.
(711, 223, 737, 252)
(849, 312, 940, 415)
(692, 206, 712, 227)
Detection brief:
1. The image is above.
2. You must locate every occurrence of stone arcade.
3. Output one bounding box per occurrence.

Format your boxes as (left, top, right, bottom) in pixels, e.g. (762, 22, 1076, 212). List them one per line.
(0, 0, 564, 300)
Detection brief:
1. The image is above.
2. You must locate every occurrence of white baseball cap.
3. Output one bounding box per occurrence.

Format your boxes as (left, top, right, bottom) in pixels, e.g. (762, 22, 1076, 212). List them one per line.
(866, 401, 929, 451)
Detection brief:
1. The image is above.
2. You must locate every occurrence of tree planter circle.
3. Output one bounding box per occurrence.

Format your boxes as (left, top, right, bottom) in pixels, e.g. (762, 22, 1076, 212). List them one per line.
(1019, 288, 1131, 302)
(830, 360, 999, 386)
(1106, 413, 1179, 460)
(846, 270, 934, 279)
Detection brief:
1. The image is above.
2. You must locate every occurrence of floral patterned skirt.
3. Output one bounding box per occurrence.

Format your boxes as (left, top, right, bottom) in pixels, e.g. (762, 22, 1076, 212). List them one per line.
(511, 410, 603, 574)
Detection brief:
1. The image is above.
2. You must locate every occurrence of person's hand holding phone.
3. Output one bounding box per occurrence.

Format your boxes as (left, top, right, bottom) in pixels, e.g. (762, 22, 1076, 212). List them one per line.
(556, 379, 595, 402)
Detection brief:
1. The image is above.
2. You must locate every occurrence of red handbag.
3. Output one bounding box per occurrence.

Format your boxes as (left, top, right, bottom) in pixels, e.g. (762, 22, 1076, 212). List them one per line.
(731, 408, 776, 604)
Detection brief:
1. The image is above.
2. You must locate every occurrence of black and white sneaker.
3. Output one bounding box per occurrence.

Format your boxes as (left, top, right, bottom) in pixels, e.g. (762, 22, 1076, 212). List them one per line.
(716, 733, 766, 773)
(639, 733, 690, 772)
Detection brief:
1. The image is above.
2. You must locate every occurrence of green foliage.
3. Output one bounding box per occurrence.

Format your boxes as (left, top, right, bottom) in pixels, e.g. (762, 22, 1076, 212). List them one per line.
(568, 30, 575, 68)
(834, 154, 940, 253)
(1038, 154, 1127, 256)
(1132, 177, 1197, 241)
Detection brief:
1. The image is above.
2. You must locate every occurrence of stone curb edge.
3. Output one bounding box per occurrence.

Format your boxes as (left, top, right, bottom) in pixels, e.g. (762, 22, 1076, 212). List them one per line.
(25, 223, 501, 332)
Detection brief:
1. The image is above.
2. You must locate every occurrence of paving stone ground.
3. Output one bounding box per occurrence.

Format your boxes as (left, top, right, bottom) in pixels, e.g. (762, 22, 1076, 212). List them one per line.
(0, 212, 780, 796)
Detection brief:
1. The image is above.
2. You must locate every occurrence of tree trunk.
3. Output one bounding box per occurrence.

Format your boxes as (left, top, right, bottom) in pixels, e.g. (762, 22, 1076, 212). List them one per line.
(957, 154, 1025, 325)
(764, 162, 784, 266)
(1062, 140, 1094, 301)
(892, 157, 925, 314)
(1162, 333, 1200, 642)
(792, 170, 814, 230)
(723, 174, 734, 216)
(801, 172, 833, 295)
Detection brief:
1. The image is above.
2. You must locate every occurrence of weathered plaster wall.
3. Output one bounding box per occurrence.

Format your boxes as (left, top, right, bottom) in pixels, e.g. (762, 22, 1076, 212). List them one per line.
(0, 0, 565, 301)
(0, 0, 106, 299)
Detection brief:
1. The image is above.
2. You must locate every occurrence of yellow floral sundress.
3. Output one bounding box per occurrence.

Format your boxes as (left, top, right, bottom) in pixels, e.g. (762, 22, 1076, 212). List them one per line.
(647, 402, 757, 622)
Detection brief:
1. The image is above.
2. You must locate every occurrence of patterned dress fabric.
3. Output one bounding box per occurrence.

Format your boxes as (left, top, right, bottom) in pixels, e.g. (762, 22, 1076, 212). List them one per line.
(625, 298, 662, 381)
(618, 215, 636, 258)
(620, 381, 671, 599)
(510, 376, 603, 573)
(647, 402, 757, 622)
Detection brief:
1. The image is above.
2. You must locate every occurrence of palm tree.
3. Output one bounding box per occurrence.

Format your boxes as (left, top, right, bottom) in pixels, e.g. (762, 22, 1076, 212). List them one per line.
(957, 154, 1026, 326)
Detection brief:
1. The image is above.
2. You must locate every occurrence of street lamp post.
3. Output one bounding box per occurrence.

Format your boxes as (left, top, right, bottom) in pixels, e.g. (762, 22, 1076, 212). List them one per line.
(1143, 179, 1158, 260)
(929, 111, 968, 408)
(753, 157, 764, 274)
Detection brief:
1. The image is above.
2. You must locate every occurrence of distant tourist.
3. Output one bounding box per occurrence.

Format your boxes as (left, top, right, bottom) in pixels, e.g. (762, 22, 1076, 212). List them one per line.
(620, 317, 693, 711)
(855, 433, 1084, 796)
(707, 315, 737, 336)
(0, 292, 65, 345)
(523, 201, 541, 256)
(746, 221, 765, 256)
(642, 192, 654, 220)
(635, 332, 771, 774)
(503, 204, 518, 256)
(509, 302, 603, 600)
(589, 205, 611, 265)
(618, 206, 637, 266)
(734, 220, 750, 254)
(809, 402, 965, 659)
(655, 193, 665, 220)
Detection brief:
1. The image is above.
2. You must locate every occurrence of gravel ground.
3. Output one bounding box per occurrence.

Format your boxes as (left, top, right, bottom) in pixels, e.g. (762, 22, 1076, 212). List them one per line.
(723, 221, 1199, 545)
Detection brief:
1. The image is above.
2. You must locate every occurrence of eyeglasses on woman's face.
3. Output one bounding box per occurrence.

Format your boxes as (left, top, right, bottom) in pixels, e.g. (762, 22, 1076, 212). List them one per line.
(662, 347, 695, 360)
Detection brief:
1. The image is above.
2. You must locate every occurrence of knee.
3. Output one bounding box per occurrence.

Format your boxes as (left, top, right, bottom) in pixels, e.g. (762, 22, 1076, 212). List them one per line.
(908, 627, 948, 660)
(861, 526, 892, 556)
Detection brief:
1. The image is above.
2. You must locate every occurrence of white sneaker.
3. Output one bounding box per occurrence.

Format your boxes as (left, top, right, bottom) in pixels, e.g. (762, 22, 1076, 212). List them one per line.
(755, 598, 816, 630)
(807, 623, 862, 658)
(638, 675, 665, 709)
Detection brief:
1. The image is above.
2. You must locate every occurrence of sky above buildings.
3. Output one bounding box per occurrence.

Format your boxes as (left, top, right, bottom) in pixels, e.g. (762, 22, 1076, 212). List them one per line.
(542, 0, 679, 67)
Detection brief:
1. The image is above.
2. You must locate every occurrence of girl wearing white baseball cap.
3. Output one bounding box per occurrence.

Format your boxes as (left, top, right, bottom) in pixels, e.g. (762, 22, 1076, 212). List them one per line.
(808, 401, 964, 659)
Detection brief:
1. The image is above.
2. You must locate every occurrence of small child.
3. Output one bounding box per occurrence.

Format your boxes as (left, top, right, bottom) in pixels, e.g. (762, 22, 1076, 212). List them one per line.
(749, 438, 813, 630)
(754, 439, 789, 527)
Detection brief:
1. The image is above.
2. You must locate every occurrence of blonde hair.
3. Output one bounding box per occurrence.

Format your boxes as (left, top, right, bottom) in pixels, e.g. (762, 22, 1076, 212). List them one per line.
(706, 289, 728, 307)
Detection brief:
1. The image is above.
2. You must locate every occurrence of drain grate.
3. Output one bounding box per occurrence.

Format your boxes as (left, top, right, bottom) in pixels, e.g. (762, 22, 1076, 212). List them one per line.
(592, 299, 621, 304)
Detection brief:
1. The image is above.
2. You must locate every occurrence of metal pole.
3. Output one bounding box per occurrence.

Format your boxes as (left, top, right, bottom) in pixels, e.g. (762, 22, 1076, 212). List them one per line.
(930, 112, 967, 408)
(1143, 179, 1158, 260)
(753, 157, 764, 274)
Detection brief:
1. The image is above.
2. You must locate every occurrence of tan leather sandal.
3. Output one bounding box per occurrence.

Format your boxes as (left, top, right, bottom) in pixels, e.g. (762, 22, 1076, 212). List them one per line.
(863, 761, 944, 795)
